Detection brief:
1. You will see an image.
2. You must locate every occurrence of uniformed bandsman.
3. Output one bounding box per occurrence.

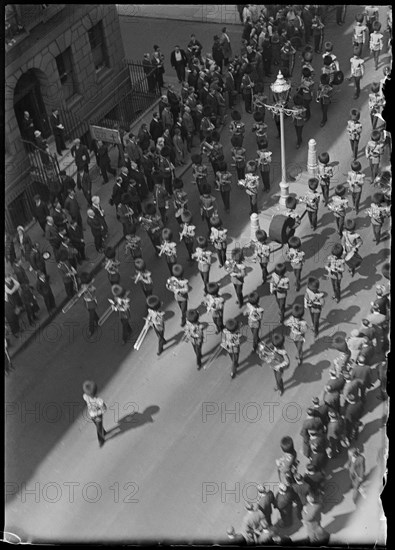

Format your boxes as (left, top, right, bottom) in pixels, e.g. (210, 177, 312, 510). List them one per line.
(159, 228, 178, 274)
(133, 259, 153, 298)
(104, 246, 120, 285)
(270, 333, 290, 396)
(209, 215, 228, 268)
(124, 225, 142, 261)
(322, 41, 340, 72)
(270, 263, 290, 323)
(367, 192, 390, 245)
(231, 135, 247, 180)
(304, 277, 325, 338)
(292, 95, 307, 149)
(184, 309, 205, 369)
(287, 236, 305, 291)
(146, 295, 166, 356)
(191, 153, 208, 195)
(347, 161, 365, 214)
(253, 229, 271, 284)
(342, 219, 363, 277)
(205, 282, 225, 334)
(300, 177, 320, 230)
(239, 160, 260, 215)
(285, 196, 301, 233)
(225, 248, 246, 307)
(199, 184, 218, 230)
(192, 236, 212, 294)
(80, 272, 99, 337)
(352, 13, 368, 57)
(325, 243, 345, 303)
(316, 74, 333, 127)
(244, 291, 264, 352)
(365, 130, 384, 182)
(256, 141, 272, 193)
(179, 209, 195, 261)
(346, 109, 363, 161)
(368, 82, 384, 129)
(317, 152, 333, 207)
(252, 88, 267, 120)
(252, 112, 268, 150)
(166, 263, 189, 326)
(172, 178, 189, 225)
(229, 110, 245, 146)
(215, 160, 232, 212)
(110, 284, 132, 345)
(139, 202, 163, 255)
(284, 304, 308, 366)
(328, 185, 349, 237)
(221, 318, 241, 379)
(298, 67, 315, 121)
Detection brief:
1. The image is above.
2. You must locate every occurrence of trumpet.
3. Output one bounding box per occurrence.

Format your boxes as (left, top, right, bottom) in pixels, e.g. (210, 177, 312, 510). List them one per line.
(134, 317, 151, 350)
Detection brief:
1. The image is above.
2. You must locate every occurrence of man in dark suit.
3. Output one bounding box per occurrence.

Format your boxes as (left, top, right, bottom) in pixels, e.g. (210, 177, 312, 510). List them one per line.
(149, 112, 164, 145)
(71, 138, 90, 190)
(50, 109, 67, 155)
(64, 189, 83, 229)
(32, 194, 50, 234)
(170, 45, 188, 82)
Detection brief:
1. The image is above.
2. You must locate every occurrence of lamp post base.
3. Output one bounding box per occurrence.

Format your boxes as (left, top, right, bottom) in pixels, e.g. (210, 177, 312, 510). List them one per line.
(278, 181, 289, 206)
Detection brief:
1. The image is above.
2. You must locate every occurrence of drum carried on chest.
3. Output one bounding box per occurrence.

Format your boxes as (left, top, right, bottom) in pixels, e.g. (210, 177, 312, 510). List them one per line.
(269, 215, 295, 244)
(344, 250, 362, 269)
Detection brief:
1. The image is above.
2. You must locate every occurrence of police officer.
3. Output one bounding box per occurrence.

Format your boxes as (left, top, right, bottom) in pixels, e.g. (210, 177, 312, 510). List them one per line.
(146, 295, 166, 356)
(221, 318, 241, 379)
(205, 282, 224, 334)
(184, 309, 205, 369)
(244, 291, 264, 353)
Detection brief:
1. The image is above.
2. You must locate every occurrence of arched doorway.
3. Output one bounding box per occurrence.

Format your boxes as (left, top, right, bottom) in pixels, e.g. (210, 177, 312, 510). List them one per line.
(14, 68, 51, 141)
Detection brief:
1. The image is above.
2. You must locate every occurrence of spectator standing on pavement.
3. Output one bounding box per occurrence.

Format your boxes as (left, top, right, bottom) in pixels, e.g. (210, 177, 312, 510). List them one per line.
(34, 130, 51, 166)
(32, 194, 50, 235)
(71, 138, 90, 191)
(16, 225, 33, 262)
(64, 188, 83, 229)
(87, 209, 104, 253)
(82, 380, 107, 448)
(36, 271, 56, 314)
(151, 45, 165, 90)
(50, 108, 67, 156)
(96, 140, 116, 185)
(220, 27, 232, 67)
(170, 45, 188, 83)
(142, 53, 156, 93)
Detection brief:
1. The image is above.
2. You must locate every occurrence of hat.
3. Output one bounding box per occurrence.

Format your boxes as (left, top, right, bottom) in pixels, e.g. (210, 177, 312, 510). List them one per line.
(288, 236, 301, 249)
(323, 55, 333, 66)
(344, 218, 356, 231)
(371, 130, 381, 142)
(306, 464, 316, 473)
(370, 82, 380, 94)
(253, 111, 264, 122)
(244, 64, 252, 74)
(57, 249, 68, 262)
(134, 258, 146, 271)
(191, 153, 202, 164)
(91, 196, 100, 205)
(80, 272, 92, 285)
(343, 370, 351, 379)
(144, 203, 156, 215)
(255, 229, 267, 242)
(147, 294, 161, 310)
(320, 73, 329, 84)
(82, 380, 97, 397)
(201, 183, 211, 195)
(355, 13, 364, 23)
(350, 108, 360, 121)
(111, 284, 125, 298)
(303, 51, 313, 62)
(187, 309, 199, 323)
(292, 303, 304, 318)
(324, 41, 333, 52)
(173, 178, 183, 189)
(350, 329, 361, 339)
(302, 66, 312, 77)
(331, 243, 343, 258)
(33, 194, 41, 201)
(105, 246, 116, 259)
(335, 184, 346, 197)
(351, 160, 361, 172)
(172, 264, 184, 277)
(207, 282, 219, 295)
(230, 134, 243, 147)
(181, 210, 192, 223)
(197, 236, 208, 248)
(225, 319, 238, 333)
(356, 354, 366, 365)
(275, 263, 286, 276)
(294, 473, 303, 482)
(375, 284, 386, 295)
(231, 248, 243, 263)
(34, 130, 41, 137)
(308, 177, 319, 190)
(332, 335, 349, 353)
(231, 110, 242, 121)
(272, 333, 284, 347)
(248, 291, 259, 305)
(210, 214, 221, 227)
(312, 397, 320, 405)
(280, 435, 294, 453)
(285, 196, 297, 210)
(318, 152, 330, 164)
(347, 394, 356, 403)
(308, 277, 319, 291)
(372, 192, 384, 204)
(162, 228, 173, 241)
(373, 20, 382, 31)
(161, 95, 168, 103)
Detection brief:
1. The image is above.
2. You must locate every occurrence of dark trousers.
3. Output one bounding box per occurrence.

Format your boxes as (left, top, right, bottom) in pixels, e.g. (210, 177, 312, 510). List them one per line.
(274, 368, 284, 394)
(351, 191, 362, 213)
(349, 139, 360, 159)
(64, 280, 75, 299)
(54, 132, 67, 155)
(163, 174, 173, 196)
(100, 162, 116, 184)
(216, 247, 227, 268)
(371, 113, 379, 129)
(331, 277, 341, 302)
(320, 102, 329, 124)
(166, 259, 176, 275)
(314, 33, 322, 52)
(335, 215, 345, 236)
(154, 326, 166, 354)
(42, 292, 56, 313)
(121, 317, 132, 343)
(149, 233, 161, 255)
(213, 312, 224, 333)
(295, 125, 303, 146)
(228, 349, 240, 376)
(220, 190, 230, 211)
(293, 268, 302, 291)
(140, 283, 153, 298)
(275, 294, 286, 322)
(372, 223, 382, 244)
(177, 299, 188, 325)
(38, 219, 47, 233)
(307, 210, 318, 230)
(260, 262, 268, 283)
(352, 76, 361, 97)
(309, 309, 321, 336)
(251, 326, 260, 351)
(93, 233, 103, 252)
(192, 341, 203, 367)
(369, 161, 380, 181)
(249, 195, 258, 214)
(174, 62, 186, 82)
(372, 49, 380, 69)
(243, 92, 252, 113)
(92, 415, 106, 445)
(236, 165, 245, 180)
(260, 170, 270, 192)
(88, 309, 99, 334)
(294, 340, 304, 362)
(184, 239, 194, 260)
(302, 98, 312, 120)
(200, 270, 210, 293)
(158, 206, 167, 225)
(233, 283, 243, 306)
(354, 41, 363, 57)
(320, 184, 329, 206)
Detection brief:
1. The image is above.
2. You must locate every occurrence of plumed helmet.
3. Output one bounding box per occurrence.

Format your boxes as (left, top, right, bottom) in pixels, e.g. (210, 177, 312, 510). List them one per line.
(111, 284, 125, 298)
(144, 203, 157, 215)
(350, 108, 360, 121)
(320, 73, 329, 85)
(288, 236, 301, 249)
(225, 318, 238, 332)
(344, 218, 356, 231)
(272, 333, 285, 347)
(253, 111, 264, 122)
(331, 243, 343, 258)
(382, 262, 390, 280)
(207, 282, 219, 295)
(335, 184, 346, 197)
(292, 303, 304, 318)
(105, 246, 116, 259)
(285, 196, 297, 210)
(201, 183, 211, 195)
(302, 66, 312, 77)
(146, 294, 161, 310)
(351, 160, 361, 172)
(173, 178, 184, 189)
(248, 291, 259, 305)
(191, 153, 202, 164)
(324, 41, 333, 52)
(230, 134, 243, 147)
(172, 264, 184, 277)
(275, 263, 286, 276)
(181, 209, 192, 223)
(210, 214, 221, 227)
(196, 236, 208, 248)
(318, 152, 330, 164)
(162, 228, 173, 241)
(246, 160, 257, 173)
(134, 258, 146, 271)
(323, 55, 333, 66)
(372, 192, 384, 204)
(255, 229, 267, 242)
(371, 130, 381, 142)
(280, 435, 295, 453)
(308, 277, 320, 291)
(355, 13, 364, 23)
(187, 309, 199, 323)
(231, 110, 242, 121)
(83, 380, 97, 397)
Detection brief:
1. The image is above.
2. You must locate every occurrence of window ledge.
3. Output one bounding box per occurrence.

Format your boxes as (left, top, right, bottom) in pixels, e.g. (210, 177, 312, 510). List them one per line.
(96, 67, 112, 84)
(65, 93, 83, 110)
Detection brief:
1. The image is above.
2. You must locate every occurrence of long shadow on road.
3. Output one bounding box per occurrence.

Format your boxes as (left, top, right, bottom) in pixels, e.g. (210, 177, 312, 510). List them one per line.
(105, 405, 160, 442)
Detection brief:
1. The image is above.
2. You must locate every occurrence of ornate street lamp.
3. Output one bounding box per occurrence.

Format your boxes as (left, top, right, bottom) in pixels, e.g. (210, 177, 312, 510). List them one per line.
(263, 70, 301, 206)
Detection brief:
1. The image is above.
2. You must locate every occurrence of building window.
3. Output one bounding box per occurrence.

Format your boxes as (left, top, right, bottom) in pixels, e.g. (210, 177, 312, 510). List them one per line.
(56, 47, 77, 101)
(88, 21, 108, 72)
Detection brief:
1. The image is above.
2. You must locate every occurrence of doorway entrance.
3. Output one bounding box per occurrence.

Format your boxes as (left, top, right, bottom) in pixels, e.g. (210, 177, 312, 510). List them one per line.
(14, 69, 51, 141)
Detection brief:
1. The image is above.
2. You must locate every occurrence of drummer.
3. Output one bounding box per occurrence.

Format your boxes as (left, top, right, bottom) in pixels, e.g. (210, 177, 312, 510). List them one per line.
(342, 219, 363, 277)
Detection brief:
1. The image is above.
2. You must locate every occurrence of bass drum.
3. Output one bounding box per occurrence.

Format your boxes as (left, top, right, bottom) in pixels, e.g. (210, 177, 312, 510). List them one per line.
(269, 214, 295, 244)
(332, 70, 344, 85)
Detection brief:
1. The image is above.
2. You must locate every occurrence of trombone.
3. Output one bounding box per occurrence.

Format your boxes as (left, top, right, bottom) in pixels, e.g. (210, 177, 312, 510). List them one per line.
(134, 317, 151, 350)
(62, 280, 95, 314)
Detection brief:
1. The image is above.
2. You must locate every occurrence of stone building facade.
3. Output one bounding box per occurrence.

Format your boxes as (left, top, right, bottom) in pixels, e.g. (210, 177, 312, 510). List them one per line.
(5, 4, 130, 232)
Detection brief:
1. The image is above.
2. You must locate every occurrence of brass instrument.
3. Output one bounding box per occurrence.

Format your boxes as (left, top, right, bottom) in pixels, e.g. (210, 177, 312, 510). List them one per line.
(224, 259, 236, 273)
(179, 224, 195, 241)
(157, 242, 177, 257)
(133, 271, 151, 285)
(62, 280, 95, 314)
(98, 292, 130, 326)
(134, 317, 151, 350)
(166, 277, 188, 295)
